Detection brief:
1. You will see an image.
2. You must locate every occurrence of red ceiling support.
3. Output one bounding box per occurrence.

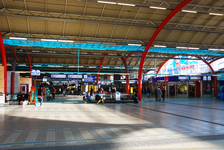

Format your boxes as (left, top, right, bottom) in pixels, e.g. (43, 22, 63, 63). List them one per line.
(117, 53, 130, 94)
(0, 32, 7, 100)
(156, 56, 176, 77)
(209, 56, 224, 65)
(96, 53, 108, 85)
(138, 0, 192, 101)
(124, 51, 143, 62)
(5, 45, 18, 94)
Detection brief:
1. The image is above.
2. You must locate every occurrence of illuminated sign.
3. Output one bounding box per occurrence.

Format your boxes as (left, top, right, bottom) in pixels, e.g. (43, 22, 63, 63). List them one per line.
(51, 74, 66, 78)
(31, 69, 40, 76)
(67, 75, 83, 79)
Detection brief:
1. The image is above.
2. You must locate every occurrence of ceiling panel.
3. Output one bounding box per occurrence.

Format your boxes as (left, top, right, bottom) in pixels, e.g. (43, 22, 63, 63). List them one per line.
(47, 20, 64, 35)
(9, 17, 28, 33)
(29, 19, 46, 34)
(0, 16, 9, 31)
(64, 22, 81, 36)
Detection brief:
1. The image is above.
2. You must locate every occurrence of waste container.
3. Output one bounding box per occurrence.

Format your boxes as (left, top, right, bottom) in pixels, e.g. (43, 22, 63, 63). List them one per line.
(114, 91, 120, 101)
(0, 93, 5, 104)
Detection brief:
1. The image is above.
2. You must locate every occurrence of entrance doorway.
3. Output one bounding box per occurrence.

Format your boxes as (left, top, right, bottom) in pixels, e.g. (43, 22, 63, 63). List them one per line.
(188, 84, 195, 97)
(168, 84, 175, 97)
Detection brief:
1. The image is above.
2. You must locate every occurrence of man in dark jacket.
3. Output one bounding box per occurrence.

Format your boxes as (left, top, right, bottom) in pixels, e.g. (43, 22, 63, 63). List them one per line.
(17, 92, 23, 105)
(155, 86, 158, 101)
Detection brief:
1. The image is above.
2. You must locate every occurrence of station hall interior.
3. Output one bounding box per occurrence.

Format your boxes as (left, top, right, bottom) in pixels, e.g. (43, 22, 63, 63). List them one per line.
(0, 0, 224, 149)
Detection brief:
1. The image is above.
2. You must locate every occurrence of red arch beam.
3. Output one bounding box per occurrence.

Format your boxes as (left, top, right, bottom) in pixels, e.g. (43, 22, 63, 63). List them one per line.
(96, 53, 108, 85)
(138, 0, 193, 101)
(124, 51, 143, 62)
(209, 56, 224, 65)
(0, 33, 7, 100)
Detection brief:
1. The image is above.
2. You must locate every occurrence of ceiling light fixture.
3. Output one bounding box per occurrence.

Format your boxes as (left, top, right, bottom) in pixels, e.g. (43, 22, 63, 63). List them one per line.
(154, 45, 166, 48)
(58, 40, 74, 43)
(188, 47, 199, 50)
(9, 37, 27, 40)
(97, 1, 116, 4)
(150, 6, 166, 10)
(181, 10, 197, 13)
(128, 44, 142, 46)
(176, 47, 188, 49)
(103, 66, 110, 68)
(117, 3, 135, 6)
(209, 13, 223, 16)
(208, 48, 219, 51)
(41, 39, 57, 42)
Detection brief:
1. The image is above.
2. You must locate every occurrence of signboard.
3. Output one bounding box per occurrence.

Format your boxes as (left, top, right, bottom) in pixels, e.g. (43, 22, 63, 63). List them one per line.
(178, 76, 189, 80)
(42, 78, 47, 82)
(208, 76, 211, 81)
(67, 74, 83, 79)
(190, 76, 201, 80)
(121, 80, 136, 84)
(203, 76, 207, 81)
(83, 76, 95, 82)
(31, 69, 40, 76)
(51, 74, 66, 78)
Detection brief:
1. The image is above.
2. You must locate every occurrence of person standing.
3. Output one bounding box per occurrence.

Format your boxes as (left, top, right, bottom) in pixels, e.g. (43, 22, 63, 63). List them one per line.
(157, 86, 162, 101)
(155, 87, 158, 101)
(161, 86, 165, 101)
(17, 92, 23, 105)
(90, 87, 93, 96)
(147, 88, 151, 98)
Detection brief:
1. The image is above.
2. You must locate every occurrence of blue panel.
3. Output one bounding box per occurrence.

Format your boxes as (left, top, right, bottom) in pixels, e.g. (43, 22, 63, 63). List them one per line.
(3, 39, 224, 55)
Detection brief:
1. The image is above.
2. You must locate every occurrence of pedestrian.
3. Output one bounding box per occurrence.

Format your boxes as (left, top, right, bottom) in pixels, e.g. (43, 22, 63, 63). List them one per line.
(133, 91, 139, 103)
(90, 87, 93, 96)
(157, 86, 162, 101)
(96, 92, 105, 104)
(17, 92, 23, 105)
(161, 86, 165, 101)
(155, 87, 157, 101)
(147, 88, 151, 98)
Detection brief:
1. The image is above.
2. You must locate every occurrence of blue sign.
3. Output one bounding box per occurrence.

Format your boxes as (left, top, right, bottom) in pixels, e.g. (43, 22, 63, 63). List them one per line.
(83, 76, 95, 82)
(51, 74, 66, 78)
(67, 74, 83, 79)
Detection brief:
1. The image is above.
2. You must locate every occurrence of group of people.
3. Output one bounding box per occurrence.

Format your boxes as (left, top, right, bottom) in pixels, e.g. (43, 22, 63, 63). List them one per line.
(17, 92, 29, 105)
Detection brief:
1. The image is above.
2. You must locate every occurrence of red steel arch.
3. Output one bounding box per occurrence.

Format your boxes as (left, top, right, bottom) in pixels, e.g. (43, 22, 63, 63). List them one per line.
(124, 51, 143, 62)
(0, 33, 7, 99)
(209, 56, 224, 65)
(138, 0, 192, 101)
(96, 53, 108, 85)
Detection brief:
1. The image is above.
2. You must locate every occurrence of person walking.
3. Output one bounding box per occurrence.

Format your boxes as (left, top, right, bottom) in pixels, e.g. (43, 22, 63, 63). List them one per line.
(161, 86, 165, 101)
(17, 92, 23, 105)
(90, 87, 93, 96)
(147, 88, 151, 98)
(157, 86, 162, 101)
(155, 87, 158, 101)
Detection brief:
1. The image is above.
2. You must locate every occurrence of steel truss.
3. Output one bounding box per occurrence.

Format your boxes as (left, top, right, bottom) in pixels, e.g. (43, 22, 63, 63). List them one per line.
(0, 8, 223, 34)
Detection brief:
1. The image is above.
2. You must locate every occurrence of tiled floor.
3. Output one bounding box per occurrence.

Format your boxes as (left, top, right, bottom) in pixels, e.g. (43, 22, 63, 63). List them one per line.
(0, 96, 224, 149)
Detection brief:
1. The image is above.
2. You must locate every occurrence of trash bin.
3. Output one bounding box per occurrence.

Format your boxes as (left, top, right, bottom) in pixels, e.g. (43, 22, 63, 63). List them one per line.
(114, 91, 120, 102)
(0, 92, 5, 104)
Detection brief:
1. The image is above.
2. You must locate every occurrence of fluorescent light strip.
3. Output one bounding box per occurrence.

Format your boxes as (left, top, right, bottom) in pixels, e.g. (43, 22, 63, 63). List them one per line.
(128, 44, 142, 46)
(18, 64, 26, 66)
(9, 37, 27, 40)
(103, 66, 110, 68)
(220, 49, 224, 51)
(150, 6, 166, 10)
(154, 45, 166, 48)
(181, 10, 197, 13)
(188, 47, 199, 50)
(117, 3, 135, 6)
(209, 13, 223, 16)
(176, 47, 188, 49)
(97, 1, 116, 4)
(41, 39, 57, 42)
(58, 40, 74, 43)
(34, 64, 42, 67)
(208, 48, 219, 51)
